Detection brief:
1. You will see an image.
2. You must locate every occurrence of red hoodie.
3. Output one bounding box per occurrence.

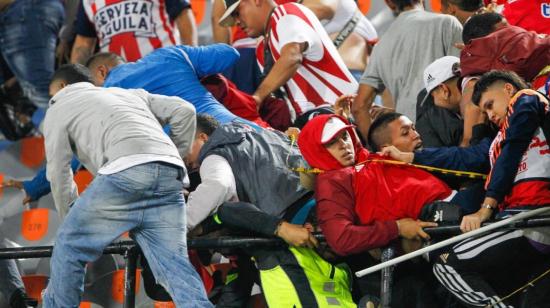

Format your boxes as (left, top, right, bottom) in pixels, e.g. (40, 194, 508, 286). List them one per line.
(298, 115, 452, 255)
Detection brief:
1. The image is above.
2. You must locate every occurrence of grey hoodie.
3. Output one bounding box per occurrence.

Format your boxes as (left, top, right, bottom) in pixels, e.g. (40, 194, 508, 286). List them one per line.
(44, 82, 196, 217)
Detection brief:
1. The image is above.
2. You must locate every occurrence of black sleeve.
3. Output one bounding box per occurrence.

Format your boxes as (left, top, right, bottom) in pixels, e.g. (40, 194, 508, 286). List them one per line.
(217, 202, 282, 236)
(470, 123, 498, 145)
(165, 0, 191, 22)
(75, 0, 97, 37)
(416, 94, 463, 148)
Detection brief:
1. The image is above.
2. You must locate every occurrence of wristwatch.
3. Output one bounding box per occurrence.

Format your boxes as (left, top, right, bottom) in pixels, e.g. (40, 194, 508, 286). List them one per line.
(483, 204, 497, 210)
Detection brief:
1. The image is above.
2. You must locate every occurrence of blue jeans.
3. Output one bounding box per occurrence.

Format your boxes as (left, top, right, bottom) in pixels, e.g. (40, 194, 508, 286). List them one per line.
(0, 237, 25, 302)
(0, 0, 64, 109)
(42, 162, 212, 308)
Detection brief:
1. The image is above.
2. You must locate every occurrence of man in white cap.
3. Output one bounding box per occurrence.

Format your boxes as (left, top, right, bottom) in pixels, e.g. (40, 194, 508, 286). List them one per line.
(217, 0, 357, 118)
(352, 0, 462, 141)
(416, 56, 465, 147)
(422, 56, 462, 112)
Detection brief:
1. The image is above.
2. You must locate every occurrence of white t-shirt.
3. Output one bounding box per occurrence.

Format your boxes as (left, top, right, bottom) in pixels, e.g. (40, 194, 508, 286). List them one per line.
(321, 0, 378, 43)
(186, 155, 238, 231)
(267, 3, 358, 113)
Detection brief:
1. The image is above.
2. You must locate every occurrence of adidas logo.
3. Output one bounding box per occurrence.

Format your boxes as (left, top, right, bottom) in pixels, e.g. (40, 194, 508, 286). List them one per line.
(426, 74, 436, 83)
(433, 210, 443, 222)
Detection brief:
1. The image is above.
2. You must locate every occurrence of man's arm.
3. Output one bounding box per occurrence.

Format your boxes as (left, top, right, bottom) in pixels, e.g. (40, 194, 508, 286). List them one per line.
(318, 190, 435, 256)
(175, 8, 198, 46)
(217, 201, 318, 248)
(44, 113, 79, 218)
(71, 2, 98, 64)
(144, 92, 196, 158)
(211, 0, 231, 43)
(187, 155, 237, 230)
(70, 35, 97, 64)
(460, 79, 485, 147)
(351, 83, 377, 141)
(413, 138, 492, 172)
(19, 157, 82, 203)
(316, 170, 435, 256)
(253, 42, 307, 109)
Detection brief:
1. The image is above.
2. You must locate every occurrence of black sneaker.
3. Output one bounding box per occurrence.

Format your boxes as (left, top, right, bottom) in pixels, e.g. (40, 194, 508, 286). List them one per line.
(0, 103, 36, 141)
(9, 289, 38, 308)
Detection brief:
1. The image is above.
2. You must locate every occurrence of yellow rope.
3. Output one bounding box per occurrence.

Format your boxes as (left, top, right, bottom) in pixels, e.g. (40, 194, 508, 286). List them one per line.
(359, 159, 488, 180)
(286, 134, 487, 179)
(486, 265, 550, 308)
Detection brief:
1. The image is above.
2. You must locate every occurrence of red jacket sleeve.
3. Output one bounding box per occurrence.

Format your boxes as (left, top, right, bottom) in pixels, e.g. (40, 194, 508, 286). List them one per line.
(315, 168, 399, 256)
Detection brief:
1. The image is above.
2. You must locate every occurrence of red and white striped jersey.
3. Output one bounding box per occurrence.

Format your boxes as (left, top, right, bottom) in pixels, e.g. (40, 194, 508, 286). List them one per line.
(79, 0, 182, 62)
(265, 3, 357, 114)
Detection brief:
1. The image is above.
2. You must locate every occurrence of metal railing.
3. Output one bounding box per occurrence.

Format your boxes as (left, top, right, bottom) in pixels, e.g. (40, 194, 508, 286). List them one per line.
(1, 217, 549, 308)
(0, 236, 297, 308)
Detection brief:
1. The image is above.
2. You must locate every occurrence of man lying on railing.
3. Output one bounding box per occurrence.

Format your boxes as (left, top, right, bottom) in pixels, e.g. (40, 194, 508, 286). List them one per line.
(184, 114, 356, 307)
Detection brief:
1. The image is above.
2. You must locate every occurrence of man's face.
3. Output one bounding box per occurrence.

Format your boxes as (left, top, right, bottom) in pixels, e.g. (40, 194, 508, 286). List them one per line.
(324, 130, 356, 167)
(184, 132, 208, 170)
(387, 116, 423, 152)
(233, 0, 265, 38)
(479, 83, 514, 127)
(432, 77, 462, 112)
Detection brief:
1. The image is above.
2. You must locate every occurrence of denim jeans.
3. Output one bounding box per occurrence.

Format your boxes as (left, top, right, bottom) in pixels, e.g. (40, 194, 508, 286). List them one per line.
(42, 162, 212, 308)
(0, 0, 64, 109)
(0, 237, 25, 302)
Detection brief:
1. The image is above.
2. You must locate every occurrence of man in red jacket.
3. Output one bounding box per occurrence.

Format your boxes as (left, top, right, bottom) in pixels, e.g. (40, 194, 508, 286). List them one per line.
(298, 114, 456, 256)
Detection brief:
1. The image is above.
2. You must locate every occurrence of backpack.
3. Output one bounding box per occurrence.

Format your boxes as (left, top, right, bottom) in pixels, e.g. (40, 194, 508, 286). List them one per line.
(461, 26, 550, 82)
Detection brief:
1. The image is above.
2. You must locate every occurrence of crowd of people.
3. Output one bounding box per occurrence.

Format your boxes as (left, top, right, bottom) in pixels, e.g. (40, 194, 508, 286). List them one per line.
(0, 0, 549, 307)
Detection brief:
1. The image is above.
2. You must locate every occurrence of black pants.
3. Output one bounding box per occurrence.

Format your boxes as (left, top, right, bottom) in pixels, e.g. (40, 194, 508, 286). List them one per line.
(434, 229, 550, 308)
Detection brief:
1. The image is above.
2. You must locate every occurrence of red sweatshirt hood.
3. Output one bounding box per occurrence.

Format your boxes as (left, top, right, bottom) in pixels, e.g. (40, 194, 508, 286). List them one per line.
(298, 114, 368, 171)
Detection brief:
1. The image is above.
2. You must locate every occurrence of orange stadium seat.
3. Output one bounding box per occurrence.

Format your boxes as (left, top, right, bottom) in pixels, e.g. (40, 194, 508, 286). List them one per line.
(20, 137, 45, 168)
(21, 274, 48, 303)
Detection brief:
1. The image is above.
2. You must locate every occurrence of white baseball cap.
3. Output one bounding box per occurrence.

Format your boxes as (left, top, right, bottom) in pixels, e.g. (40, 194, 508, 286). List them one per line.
(423, 56, 461, 94)
(321, 117, 353, 144)
(218, 0, 242, 27)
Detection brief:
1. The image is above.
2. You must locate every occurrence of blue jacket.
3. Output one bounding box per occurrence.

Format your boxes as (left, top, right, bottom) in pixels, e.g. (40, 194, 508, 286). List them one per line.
(105, 44, 243, 124)
(23, 158, 81, 201)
